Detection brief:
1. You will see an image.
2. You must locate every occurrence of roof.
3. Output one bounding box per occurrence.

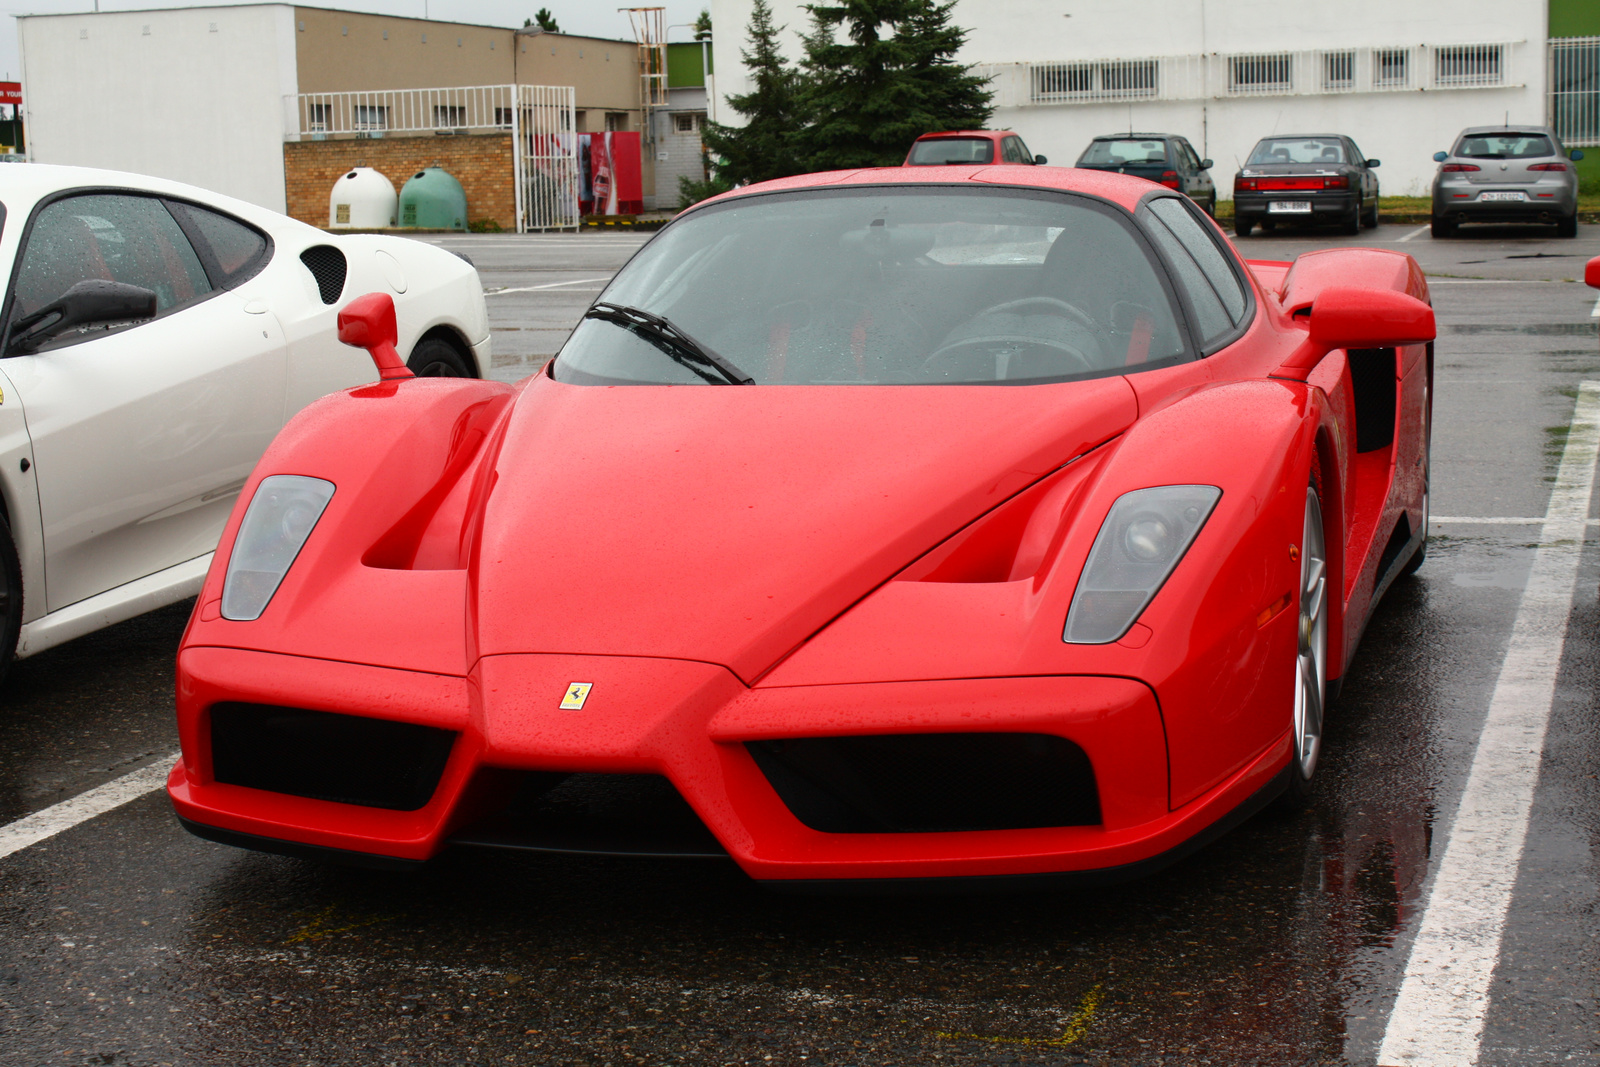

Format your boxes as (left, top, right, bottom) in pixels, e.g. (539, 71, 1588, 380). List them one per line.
(1091, 133, 1181, 139)
(1255, 134, 1349, 140)
(1458, 124, 1557, 136)
(706, 165, 1161, 214)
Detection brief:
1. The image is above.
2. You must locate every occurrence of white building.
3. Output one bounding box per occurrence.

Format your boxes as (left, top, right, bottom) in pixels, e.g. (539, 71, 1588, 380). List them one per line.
(710, 0, 1550, 197)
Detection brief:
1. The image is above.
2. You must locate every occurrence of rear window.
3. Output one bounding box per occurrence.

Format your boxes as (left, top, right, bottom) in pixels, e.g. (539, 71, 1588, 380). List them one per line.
(553, 187, 1190, 386)
(907, 138, 994, 165)
(1247, 138, 1346, 165)
(1454, 133, 1555, 160)
(1078, 140, 1169, 165)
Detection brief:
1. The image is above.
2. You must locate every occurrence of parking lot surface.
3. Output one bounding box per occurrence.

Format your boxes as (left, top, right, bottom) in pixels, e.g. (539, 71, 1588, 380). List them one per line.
(2, 221, 1599, 1066)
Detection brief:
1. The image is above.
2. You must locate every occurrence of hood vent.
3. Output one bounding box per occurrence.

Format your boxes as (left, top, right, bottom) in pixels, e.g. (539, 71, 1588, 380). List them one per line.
(300, 245, 348, 304)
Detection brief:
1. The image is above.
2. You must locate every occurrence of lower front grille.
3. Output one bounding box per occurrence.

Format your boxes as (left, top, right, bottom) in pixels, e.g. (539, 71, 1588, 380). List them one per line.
(209, 702, 456, 811)
(747, 732, 1101, 834)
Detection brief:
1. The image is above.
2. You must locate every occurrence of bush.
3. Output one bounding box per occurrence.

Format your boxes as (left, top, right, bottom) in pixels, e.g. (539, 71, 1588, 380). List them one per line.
(678, 174, 734, 210)
(468, 218, 504, 233)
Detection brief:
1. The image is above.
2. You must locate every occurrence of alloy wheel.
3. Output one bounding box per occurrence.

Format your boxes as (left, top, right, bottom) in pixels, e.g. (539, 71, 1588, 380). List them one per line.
(1294, 487, 1328, 780)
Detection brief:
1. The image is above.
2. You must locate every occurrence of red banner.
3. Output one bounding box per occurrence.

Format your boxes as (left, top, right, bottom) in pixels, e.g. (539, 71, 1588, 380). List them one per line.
(578, 132, 643, 216)
(0, 83, 21, 106)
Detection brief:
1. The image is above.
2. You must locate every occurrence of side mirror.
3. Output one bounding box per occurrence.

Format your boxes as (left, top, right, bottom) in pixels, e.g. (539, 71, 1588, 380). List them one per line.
(1573, 149, 1586, 161)
(337, 292, 413, 380)
(8, 279, 157, 354)
(1033, 155, 1047, 165)
(1433, 151, 1448, 162)
(1366, 158, 1381, 168)
(1200, 159, 1214, 170)
(1273, 287, 1435, 381)
(1585, 256, 1600, 290)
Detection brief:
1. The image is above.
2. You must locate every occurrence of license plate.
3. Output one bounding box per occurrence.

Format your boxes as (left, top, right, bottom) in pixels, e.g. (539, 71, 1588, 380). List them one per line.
(1268, 201, 1313, 214)
(1478, 191, 1528, 202)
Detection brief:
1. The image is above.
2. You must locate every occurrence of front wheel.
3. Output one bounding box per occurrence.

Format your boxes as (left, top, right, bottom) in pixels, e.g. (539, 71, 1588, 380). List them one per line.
(407, 336, 475, 378)
(1280, 484, 1328, 809)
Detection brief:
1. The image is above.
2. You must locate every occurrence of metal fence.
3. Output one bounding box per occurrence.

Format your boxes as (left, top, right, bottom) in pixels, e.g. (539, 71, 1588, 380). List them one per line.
(978, 42, 1524, 109)
(1550, 36, 1600, 148)
(286, 84, 579, 231)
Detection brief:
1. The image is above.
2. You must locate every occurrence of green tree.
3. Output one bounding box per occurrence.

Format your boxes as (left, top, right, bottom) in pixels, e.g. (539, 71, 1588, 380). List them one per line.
(696, 0, 806, 193)
(798, 0, 992, 172)
(525, 8, 559, 32)
(693, 8, 713, 41)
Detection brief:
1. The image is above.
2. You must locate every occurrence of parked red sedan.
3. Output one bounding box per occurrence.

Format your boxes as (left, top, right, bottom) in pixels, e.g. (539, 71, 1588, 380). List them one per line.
(169, 163, 1435, 889)
(904, 129, 1045, 166)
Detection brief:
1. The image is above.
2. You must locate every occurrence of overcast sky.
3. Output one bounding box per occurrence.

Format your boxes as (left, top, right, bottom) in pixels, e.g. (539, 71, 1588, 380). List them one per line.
(0, 0, 710, 83)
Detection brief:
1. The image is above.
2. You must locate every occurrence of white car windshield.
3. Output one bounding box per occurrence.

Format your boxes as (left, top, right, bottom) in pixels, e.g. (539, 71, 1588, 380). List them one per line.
(553, 187, 1190, 386)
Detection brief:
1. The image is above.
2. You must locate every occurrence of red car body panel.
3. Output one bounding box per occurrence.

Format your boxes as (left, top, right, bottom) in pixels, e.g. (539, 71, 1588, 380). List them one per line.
(169, 166, 1434, 885)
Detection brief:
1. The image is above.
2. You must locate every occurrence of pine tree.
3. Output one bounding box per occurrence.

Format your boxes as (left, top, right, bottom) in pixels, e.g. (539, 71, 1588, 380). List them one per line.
(798, 0, 992, 172)
(693, 9, 713, 41)
(697, 0, 807, 192)
(526, 8, 559, 33)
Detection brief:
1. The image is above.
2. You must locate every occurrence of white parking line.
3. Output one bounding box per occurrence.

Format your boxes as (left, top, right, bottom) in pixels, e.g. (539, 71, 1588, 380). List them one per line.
(1378, 380, 1600, 1066)
(1432, 516, 1598, 526)
(1590, 295, 1599, 318)
(484, 277, 610, 296)
(1396, 224, 1430, 243)
(0, 755, 176, 862)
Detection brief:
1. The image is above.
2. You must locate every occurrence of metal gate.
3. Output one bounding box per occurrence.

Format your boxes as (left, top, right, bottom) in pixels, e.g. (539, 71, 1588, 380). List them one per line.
(1550, 36, 1600, 148)
(513, 84, 580, 232)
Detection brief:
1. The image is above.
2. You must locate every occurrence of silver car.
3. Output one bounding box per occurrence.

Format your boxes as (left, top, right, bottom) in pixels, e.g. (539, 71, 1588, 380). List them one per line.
(1431, 125, 1583, 238)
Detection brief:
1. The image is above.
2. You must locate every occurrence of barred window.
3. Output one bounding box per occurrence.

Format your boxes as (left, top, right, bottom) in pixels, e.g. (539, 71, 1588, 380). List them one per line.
(1032, 60, 1156, 100)
(352, 105, 388, 130)
(433, 105, 466, 128)
(1375, 49, 1409, 87)
(1322, 51, 1354, 90)
(1436, 44, 1502, 86)
(1229, 54, 1291, 92)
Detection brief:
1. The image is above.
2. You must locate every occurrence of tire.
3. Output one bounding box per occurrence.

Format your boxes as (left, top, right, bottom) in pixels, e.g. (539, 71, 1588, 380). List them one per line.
(1556, 212, 1578, 239)
(1362, 195, 1379, 229)
(0, 515, 22, 689)
(1204, 195, 1217, 219)
(1342, 200, 1362, 236)
(407, 335, 475, 378)
(1235, 217, 1254, 238)
(1278, 481, 1328, 811)
(1430, 215, 1455, 239)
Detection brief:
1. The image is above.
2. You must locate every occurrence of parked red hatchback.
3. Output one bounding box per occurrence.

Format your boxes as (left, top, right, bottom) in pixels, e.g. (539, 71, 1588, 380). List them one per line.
(904, 130, 1045, 166)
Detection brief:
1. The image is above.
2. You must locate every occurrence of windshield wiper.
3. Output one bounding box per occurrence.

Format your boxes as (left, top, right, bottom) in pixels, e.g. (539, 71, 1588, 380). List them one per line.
(583, 302, 754, 385)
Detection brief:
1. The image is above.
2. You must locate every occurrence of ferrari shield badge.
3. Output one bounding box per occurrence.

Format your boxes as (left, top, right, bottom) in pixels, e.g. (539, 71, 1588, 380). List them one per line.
(560, 682, 593, 710)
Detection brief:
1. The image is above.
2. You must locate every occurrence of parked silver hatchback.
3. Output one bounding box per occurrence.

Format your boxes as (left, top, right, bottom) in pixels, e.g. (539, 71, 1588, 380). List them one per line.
(1431, 125, 1583, 238)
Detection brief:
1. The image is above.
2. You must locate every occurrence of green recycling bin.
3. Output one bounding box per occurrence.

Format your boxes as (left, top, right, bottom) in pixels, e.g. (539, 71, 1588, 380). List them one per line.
(398, 166, 468, 231)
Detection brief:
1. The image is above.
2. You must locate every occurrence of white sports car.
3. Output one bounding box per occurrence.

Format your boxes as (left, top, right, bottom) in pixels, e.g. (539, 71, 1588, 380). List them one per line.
(0, 163, 490, 672)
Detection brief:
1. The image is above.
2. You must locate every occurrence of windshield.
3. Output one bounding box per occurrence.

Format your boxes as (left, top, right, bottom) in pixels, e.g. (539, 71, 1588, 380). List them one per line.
(907, 138, 994, 165)
(1078, 139, 1169, 165)
(1246, 138, 1346, 165)
(553, 187, 1190, 386)
(1454, 133, 1555, 159)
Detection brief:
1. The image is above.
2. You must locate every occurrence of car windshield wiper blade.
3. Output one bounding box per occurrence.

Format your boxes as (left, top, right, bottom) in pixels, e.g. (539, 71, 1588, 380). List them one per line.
(583, 302, 754, 385)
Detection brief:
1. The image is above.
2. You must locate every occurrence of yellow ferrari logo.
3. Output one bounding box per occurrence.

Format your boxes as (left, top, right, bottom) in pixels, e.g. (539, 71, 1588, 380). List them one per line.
(560, 682, 593, 710)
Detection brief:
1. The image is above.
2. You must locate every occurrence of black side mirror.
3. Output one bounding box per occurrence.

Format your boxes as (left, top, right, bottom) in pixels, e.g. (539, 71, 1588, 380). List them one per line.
(1033, 155, 1047, 165)
(1200, 159, 1214, 170)
(8, 279, 158, 354)
(1366, 158, 1381, 168)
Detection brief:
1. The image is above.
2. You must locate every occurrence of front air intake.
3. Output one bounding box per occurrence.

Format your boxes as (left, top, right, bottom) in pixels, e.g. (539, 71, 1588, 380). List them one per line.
(299, 245, 347, 304)
(210, 702, 455, 811)
(747, 732, 1101, 834)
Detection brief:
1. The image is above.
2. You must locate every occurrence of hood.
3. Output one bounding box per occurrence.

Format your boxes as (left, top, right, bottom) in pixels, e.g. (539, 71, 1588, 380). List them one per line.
(473, 374, 1139, 681)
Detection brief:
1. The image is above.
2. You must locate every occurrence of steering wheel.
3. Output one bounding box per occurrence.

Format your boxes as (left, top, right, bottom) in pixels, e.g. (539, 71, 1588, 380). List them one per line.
(920, 296, 1101, 381)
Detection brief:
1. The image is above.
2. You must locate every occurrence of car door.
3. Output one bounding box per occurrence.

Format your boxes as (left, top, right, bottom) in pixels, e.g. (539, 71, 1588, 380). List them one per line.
(1346, 137, 1377, 200)
(1178, 139, 1214, 205)
(0, 190, 287, 614)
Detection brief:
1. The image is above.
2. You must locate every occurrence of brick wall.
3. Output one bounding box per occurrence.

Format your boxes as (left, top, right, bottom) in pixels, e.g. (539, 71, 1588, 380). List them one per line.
(283, 133, 516, 231)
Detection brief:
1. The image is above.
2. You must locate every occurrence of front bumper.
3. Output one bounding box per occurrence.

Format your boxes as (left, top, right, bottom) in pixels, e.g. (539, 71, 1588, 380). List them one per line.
(1234, 192, 1356, 221)
(170, 646, 1290, 884)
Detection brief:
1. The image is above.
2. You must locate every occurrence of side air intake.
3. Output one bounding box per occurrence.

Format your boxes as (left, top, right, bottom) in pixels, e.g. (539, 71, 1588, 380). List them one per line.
(747, 732, 1101, 834)
(300, 245, 348, 305)
(210, 702, 455, 811)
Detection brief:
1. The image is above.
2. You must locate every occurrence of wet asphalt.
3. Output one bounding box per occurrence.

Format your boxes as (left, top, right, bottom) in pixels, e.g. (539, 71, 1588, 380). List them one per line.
(2, 221, 1599, 1066)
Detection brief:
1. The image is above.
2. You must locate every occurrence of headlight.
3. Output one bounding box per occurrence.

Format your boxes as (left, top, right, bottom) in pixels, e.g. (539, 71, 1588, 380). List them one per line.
(220, 475, 336, 621)
(1063, 485, 1221, 644)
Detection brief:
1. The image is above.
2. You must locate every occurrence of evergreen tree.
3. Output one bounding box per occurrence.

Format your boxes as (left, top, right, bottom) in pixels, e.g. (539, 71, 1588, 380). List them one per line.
(693, 9, 713, 41)
(525, 8, 559, 33)
(798, 0, 992, 172)
(697, 0, 806, 192)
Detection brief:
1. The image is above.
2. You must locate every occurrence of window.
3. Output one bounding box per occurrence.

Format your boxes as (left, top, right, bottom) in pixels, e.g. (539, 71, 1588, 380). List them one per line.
(1247, 137, 1346, 165)
(352, 105, 388, 131)
(907, 137, 994, 165)
(10, 195, 212, 350)
(433, 105, 466, 129)
(164, 201, 271, 288)
(1147, 198, 1248, 328)
(1323, 51, 1354, 90)
(1033, 60, 1157, 100)
(1374, 49, 1409, 88)
(305, 102, 330, 133)
(1229, 53, 1291, 93)
(1078, 139, 1168, 166)
(673, 111, 705, 134)
(1141, 206, 1231, 347)
(1436, 44, 1502, 87)
(605, 112, 628, 131)
(495, 107, 513, 127)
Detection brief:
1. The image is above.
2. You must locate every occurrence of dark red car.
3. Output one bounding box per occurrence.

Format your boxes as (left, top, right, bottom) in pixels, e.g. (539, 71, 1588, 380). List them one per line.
(904, 130, 1045, 166)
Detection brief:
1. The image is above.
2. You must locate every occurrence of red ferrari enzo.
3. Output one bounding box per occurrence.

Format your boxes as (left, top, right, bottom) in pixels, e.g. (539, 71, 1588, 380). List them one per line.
(168, 166, 1435, 888)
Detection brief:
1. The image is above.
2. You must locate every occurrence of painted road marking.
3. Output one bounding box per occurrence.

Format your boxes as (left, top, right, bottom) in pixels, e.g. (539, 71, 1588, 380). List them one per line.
(1590, 295, 1600, 318)
(1378, 380, 1600, 1066)
(1432, 516, 1599, 526)
(0, 755, 176, 862)
(484, 277, 610, 296)
(1395, 224, 1430, 243)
